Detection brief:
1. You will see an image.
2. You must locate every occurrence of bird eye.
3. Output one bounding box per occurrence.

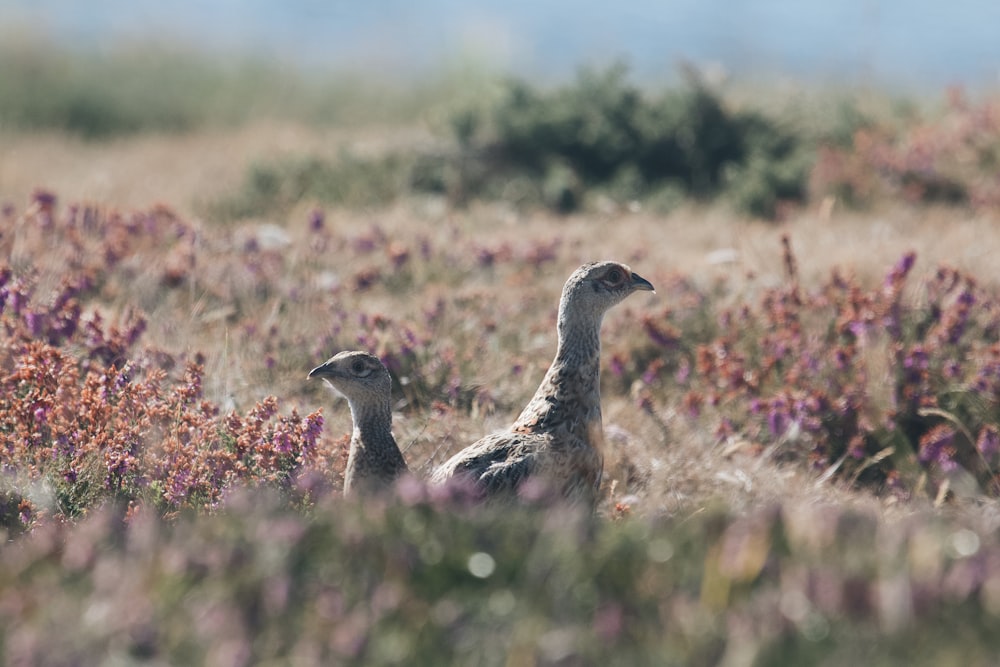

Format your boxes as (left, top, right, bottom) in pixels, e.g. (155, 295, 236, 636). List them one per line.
(351, 360, 367, 375)
(606, 268, 624, 284)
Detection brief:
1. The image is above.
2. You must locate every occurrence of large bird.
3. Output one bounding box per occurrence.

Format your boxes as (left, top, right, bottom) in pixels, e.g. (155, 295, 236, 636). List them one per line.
(431, 261, 654, 506)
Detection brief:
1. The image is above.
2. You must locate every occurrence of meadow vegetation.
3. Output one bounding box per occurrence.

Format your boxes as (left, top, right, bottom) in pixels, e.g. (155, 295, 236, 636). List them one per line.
(3, 42, 1000, 664)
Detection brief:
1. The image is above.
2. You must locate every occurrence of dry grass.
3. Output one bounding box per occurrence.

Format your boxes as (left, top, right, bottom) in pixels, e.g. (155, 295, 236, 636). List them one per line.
(4, 126, 1000, 528)
(0, 123, 435, 212)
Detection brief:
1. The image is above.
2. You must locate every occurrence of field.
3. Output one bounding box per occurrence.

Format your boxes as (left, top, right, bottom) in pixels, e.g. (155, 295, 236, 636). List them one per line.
(3, 46, 1000, 664)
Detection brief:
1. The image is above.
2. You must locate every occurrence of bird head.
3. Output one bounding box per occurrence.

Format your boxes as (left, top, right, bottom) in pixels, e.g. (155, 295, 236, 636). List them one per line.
(560, 261, 655, 324)
(308, 350, 392, 404)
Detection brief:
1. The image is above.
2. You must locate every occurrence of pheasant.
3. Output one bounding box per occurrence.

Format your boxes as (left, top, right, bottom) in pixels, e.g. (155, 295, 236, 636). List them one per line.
(431, 261, 654, 506)
(309, 350, 409, 495)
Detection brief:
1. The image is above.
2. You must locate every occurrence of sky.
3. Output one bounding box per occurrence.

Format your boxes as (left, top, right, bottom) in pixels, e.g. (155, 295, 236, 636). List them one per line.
(2, 0, 999, 90)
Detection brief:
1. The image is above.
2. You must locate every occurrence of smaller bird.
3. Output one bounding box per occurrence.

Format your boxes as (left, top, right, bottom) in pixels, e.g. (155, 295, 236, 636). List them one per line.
(309, 350, 409, 496)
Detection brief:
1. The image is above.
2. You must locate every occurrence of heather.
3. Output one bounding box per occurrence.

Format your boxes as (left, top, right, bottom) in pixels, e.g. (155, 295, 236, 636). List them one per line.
(5, 51, 1000, 662)
(3, 494, 1000, 665)
(3, 181, 1000, 661)
(6, 191, 1000, 523)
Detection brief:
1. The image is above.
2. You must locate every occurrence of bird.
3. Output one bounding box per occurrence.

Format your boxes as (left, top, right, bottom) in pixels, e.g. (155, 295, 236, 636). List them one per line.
(309, 350, 409, 496)
(430, 261, 654, 506)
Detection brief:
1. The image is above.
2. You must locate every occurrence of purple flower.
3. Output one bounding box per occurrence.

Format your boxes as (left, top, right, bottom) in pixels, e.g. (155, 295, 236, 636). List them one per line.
(674, 359, 690, 383)
(114, 367, 131, 392)
(848, 435, 866, 459)
(25, 311, 45, 337)
(767, 398, 791, 437)
(168, 470, 191, 504)
(918, 425, 957, 471)
(902, 345, 930, 384)
(943, 360, 962, 379)
(977, 426, 1000, 460)
(767, 408, 787, 438)
(308, 208, 325, 231)
(126, 319, 147, 347)
(643, 317, 678, 349)
(943, 290, 975, 345)
(884, 252, 917, 290)
(476, 247, 497, 267)
(903, 347, 928, 370)
(641, 360, 662, 384)
(31, 189, 57, 210)
(32, 405, 48, 424)
(9, 286, 27, 315)
(303, 413, 324, 449)
(55, 433, 74, 456)
(402, 327, 420, 351)
(274, 431, 292, 454)
(973, 358, 1000, 394)
(847, 320, 868, 340)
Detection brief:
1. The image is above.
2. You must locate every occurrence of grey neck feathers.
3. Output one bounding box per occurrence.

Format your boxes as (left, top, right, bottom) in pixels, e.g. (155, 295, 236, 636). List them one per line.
(349, 396, 396, 453)
(514, 306, 605, 432)
(554, 305, 604, 366)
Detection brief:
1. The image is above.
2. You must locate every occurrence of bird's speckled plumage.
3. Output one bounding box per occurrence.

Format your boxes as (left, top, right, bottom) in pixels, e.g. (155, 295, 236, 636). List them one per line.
(431, 261, 654, 506)
(309, 351, 409, 495)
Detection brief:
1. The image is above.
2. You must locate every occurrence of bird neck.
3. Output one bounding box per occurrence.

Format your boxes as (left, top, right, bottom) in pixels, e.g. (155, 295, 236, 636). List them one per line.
(513, 314, 604, 434)
(348, 398, 396, 453)
(554, 309, 603, 366)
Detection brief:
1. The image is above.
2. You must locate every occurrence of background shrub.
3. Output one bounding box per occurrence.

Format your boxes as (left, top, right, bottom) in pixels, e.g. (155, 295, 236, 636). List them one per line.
(444, 65, 810, 217)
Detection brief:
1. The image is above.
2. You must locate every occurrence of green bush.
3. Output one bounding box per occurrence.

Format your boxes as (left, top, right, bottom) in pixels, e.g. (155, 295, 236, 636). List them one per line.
(441, 65, 809, 217)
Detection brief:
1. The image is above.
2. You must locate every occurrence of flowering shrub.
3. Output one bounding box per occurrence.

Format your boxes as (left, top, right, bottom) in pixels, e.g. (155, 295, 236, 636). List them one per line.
(1, 493, 998, 665)
(7, 178, 1000, 531)
(0, 192, 326, 529)
(633, 236, 1000, 498)
(811, 88, 1000, 209)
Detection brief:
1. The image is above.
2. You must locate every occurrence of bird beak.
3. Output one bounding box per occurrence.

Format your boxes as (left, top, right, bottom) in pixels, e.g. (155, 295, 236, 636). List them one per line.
(309, 361, 336, 380)
(630, 271, 655, 293)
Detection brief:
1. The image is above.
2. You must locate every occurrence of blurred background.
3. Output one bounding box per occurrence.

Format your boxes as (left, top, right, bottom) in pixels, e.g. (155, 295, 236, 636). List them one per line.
(3, 0, 1000, 89)
(2, 1, 999, 218)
